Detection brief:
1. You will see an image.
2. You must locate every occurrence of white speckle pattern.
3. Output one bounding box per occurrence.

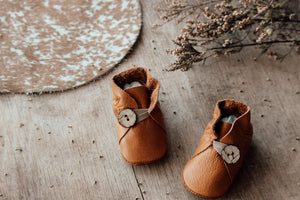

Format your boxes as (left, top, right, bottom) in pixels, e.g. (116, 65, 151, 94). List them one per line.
(0, 0, 141, 93)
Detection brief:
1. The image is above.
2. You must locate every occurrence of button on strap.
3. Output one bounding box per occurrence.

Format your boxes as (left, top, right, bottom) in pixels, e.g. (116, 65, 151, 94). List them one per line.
(213, 140, 240, 164)
(118, 108, 149, 128)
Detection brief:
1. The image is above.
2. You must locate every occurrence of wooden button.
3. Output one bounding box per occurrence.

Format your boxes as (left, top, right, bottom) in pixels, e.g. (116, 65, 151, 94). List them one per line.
(118, 108, 137, 128)
(221, 145, 240, 164)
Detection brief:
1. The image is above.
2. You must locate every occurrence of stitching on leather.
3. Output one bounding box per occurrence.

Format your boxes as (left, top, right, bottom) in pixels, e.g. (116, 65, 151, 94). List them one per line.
(190, 144, 212, 160)
(212, 143, 234, 183)
(149, 115, 166, 134)
(223, 161, 233, 183)
(118, 128, 131, 144)
(191, 144, 234, 185)
(118, 113, 166, 144)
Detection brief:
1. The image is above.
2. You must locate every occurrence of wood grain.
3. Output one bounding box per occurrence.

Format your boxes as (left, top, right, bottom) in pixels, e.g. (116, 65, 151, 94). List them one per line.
(0, 0, 300, 199)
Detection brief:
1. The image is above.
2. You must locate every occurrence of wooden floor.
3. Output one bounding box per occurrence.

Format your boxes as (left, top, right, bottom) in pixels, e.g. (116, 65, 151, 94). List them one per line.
(1, 1, 300, 199)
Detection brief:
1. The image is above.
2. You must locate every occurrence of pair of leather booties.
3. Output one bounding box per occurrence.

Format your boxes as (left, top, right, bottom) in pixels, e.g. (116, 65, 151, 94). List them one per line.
(111, 67, 253, 198)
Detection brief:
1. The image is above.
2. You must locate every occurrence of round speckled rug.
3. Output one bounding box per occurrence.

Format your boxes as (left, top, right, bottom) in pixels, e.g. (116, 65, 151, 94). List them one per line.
(0, 0, 141, 93)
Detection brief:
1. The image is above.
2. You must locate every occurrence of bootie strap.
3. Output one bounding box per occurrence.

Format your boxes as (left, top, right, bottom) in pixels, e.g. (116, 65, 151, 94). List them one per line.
(118, 108, 149, 128)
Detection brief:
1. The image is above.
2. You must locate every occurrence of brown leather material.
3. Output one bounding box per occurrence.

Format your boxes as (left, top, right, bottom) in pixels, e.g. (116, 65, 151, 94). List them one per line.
(182, 99, 253, 198)
(219, 121, 232, 139)
(112, 67, 167, 165)
(125, 86, 149, 109)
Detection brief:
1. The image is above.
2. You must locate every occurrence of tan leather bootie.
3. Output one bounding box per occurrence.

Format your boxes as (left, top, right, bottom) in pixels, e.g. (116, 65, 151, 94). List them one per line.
(111, 67, 167, 165)
(182, 99, 253, 198)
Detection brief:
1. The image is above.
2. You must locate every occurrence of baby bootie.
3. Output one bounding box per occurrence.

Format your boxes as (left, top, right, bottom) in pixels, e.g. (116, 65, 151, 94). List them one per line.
(182, 99, 253, 198)
(111, 67, 167, 165)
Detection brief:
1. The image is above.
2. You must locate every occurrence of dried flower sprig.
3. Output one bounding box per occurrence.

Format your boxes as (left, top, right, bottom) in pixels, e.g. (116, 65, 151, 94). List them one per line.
(156, 0, 300, 71)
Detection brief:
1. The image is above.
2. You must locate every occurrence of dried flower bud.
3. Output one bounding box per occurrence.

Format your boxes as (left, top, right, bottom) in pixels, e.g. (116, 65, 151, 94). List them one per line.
(223, 15, 232, 22)
(215, 4, 221, 10)
(240, 0, 253, 8)
(265, 28, 273, 36)
(256, 32, 267, 43)
(289, 13, 296, 20)
(257, 6, 267, 14)
(205, 7, 211, 13)
(222, 22, 229, 31)
(222, 39, 232, 47)
(187, 19, 194, 24)
(224, 49, 233, 56)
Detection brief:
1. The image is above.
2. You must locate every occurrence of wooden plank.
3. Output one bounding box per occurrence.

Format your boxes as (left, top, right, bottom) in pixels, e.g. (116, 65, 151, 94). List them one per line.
(0, 88, 142, 199)
(125, 1, 300, 200)
(0, 0, 300, 199)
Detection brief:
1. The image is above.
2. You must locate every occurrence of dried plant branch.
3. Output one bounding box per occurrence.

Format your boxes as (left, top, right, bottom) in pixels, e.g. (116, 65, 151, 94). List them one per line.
(155, 0, 300, 71)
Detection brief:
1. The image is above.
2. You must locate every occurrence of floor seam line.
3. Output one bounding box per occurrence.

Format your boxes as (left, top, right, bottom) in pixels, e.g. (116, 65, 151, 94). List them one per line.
(132, 166, 145, 200)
